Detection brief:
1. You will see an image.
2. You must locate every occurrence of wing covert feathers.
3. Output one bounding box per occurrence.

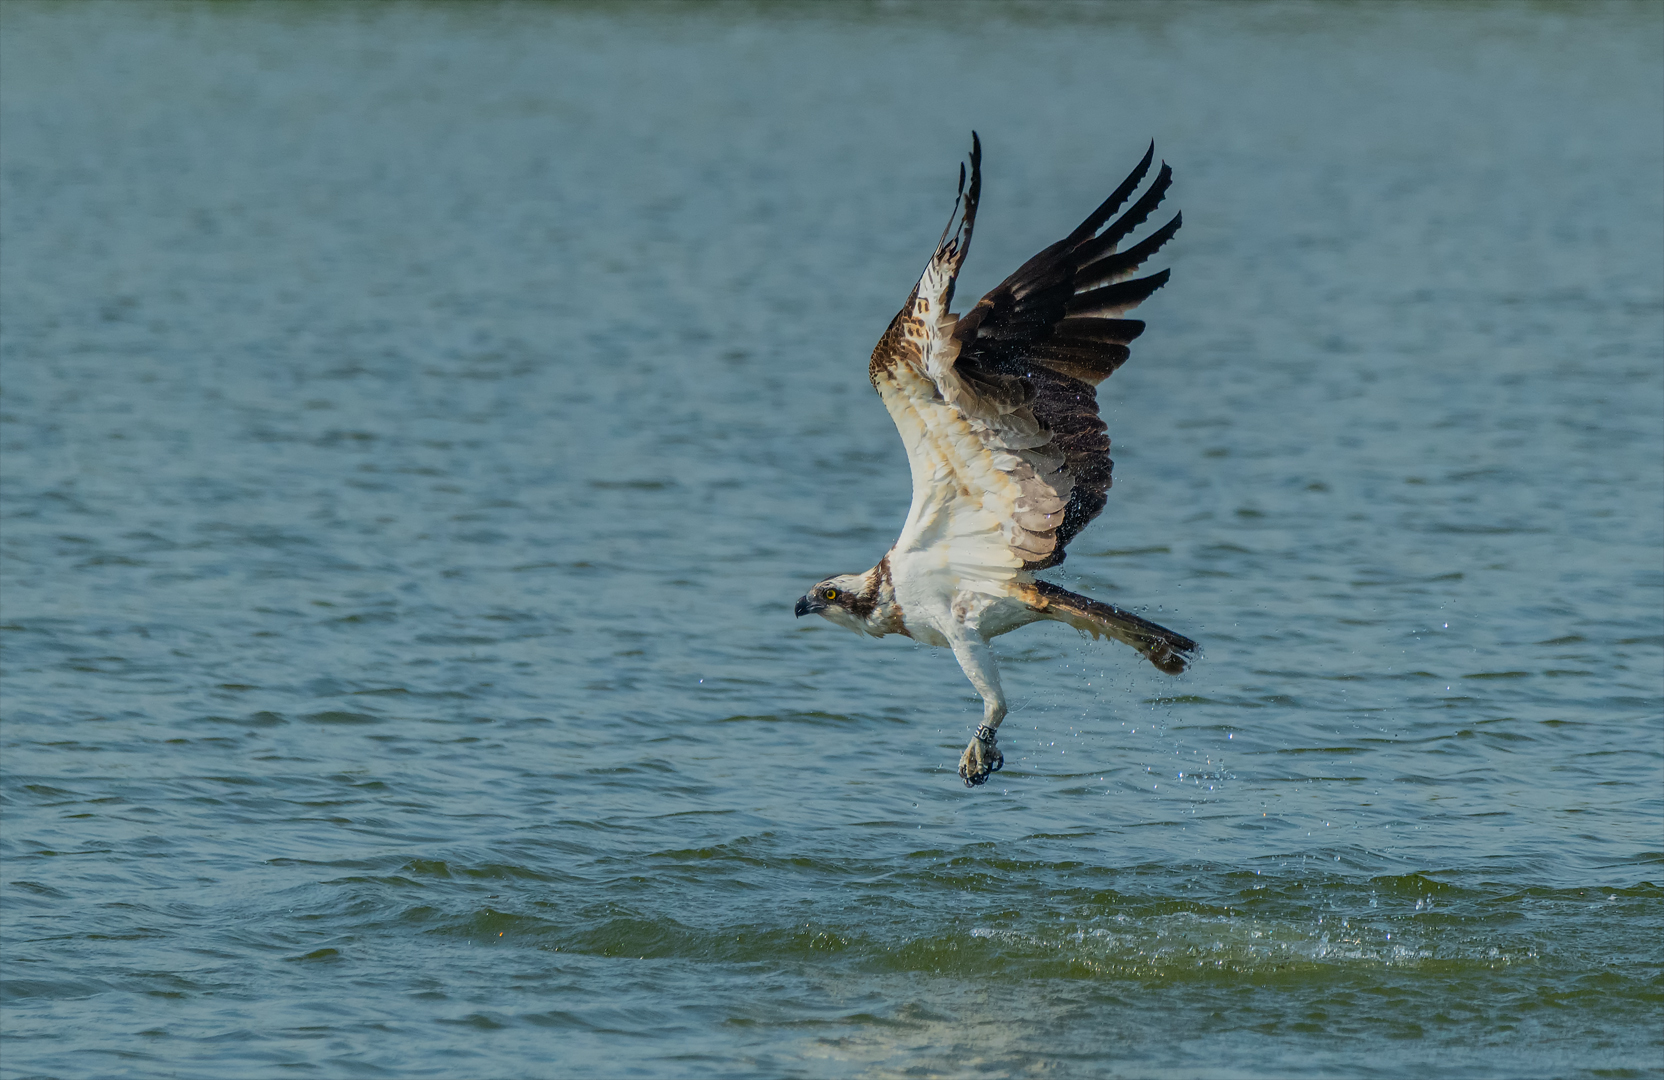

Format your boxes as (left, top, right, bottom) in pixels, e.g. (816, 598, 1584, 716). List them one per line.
(870, 136, 1179, 574)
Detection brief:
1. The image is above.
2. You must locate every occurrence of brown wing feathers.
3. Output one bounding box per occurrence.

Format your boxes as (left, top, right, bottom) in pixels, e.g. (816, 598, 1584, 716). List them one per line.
(953, 142, 1180, 569)
(932, 136, 982, 313)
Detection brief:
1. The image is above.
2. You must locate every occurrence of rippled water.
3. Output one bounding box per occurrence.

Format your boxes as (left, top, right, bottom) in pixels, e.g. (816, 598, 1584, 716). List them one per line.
(2, 3, 1661, 1077)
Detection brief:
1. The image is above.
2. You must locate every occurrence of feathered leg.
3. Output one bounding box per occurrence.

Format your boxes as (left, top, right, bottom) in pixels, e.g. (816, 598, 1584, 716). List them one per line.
(1030, 581, 1198, 674)
(948, 634, 1006, 787)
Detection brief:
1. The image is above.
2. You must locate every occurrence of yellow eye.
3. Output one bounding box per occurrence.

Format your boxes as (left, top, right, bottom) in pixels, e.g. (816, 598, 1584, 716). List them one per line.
(823, 588, 838, 601)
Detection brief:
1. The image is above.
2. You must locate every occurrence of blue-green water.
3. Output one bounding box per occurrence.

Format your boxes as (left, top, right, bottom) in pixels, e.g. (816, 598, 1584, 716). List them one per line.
(2, 3, 1660, 1077)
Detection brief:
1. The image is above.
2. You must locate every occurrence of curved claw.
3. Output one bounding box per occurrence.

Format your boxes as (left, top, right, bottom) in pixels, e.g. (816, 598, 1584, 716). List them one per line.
(958, 729, 1004, 788)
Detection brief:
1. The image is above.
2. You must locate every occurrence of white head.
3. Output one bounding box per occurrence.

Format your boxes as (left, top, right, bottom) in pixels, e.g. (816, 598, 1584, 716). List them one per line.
(793, 573, 873, 635)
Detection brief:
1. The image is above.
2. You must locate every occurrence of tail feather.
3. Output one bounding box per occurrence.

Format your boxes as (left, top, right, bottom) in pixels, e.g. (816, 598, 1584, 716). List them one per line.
(1030, 580, 1198, 674)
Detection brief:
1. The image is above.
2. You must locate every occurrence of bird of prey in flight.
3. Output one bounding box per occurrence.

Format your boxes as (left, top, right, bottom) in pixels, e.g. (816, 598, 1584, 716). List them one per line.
(795, 134, 1197, 787)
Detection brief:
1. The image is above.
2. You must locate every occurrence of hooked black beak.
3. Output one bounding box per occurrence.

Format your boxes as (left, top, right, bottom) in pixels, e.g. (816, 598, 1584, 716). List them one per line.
(795, 594, 824, 618)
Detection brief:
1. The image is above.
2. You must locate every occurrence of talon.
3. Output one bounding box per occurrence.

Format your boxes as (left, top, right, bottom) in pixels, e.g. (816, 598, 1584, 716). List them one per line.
(958, 727, 1002, 788)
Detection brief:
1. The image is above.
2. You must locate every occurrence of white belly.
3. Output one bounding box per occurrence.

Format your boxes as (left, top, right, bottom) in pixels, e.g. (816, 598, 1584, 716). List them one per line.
(888, 548, 1038, 645)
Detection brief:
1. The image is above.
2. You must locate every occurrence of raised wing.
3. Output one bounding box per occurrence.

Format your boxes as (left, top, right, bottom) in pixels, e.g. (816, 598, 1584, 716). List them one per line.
(954, 141, 1179, 569)
(868, 136, 1179, 580)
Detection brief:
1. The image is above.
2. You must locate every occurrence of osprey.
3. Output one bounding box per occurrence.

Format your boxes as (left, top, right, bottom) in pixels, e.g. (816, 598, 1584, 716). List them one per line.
(795, 135, 1198, 787)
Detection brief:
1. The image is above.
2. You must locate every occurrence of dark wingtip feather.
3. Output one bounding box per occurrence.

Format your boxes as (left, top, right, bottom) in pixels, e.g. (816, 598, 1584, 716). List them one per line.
(1061, 142, 1157, 247)
(1084, 164, 1173, 256)
(1065, 268, 1171, 318)
(1134, 141, 1156, 183)
(1053, 317, 1147, 344)
(1076, 211, 1183, 288)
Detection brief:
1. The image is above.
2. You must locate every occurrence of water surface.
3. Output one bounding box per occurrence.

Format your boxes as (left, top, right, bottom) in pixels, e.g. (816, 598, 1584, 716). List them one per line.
(2, 3, 1661, 1077)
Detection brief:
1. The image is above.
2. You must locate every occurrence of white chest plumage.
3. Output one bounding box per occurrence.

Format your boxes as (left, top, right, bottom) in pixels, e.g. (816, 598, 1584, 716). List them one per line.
(887, 548, 1039, 648)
